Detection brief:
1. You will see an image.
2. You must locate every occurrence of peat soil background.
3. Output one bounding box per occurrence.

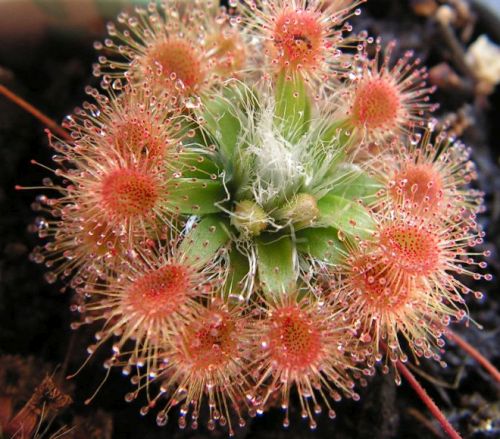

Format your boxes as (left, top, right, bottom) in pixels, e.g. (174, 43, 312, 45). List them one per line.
(0, 0, 499, 438)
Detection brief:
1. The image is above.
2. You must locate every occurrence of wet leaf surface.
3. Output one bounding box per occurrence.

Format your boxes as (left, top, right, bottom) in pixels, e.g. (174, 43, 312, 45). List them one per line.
(0, 1, 498, 438)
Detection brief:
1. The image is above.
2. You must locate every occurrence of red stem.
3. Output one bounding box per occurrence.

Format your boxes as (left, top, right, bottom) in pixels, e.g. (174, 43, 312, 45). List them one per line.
(396, 360, 462, 439)
(0, 84, 72, 142)
(446, 330, 500, 383)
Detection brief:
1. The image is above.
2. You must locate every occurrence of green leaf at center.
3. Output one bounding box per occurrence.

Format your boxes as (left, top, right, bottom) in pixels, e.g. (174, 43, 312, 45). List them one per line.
(256, 233, 297, 295)
(275, 70, 312, 143)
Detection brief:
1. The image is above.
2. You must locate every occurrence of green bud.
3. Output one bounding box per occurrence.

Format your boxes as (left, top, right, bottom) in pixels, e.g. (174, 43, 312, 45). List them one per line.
(231, 200, 268, 236)
(275, 193, 319, 228)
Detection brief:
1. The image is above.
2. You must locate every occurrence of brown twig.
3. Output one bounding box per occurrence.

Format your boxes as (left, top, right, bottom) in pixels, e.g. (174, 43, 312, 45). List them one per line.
(470, 0, 500, 43)
(406, 362, 464, 390)
(434, 10, 476, 79)
(407, 407, 444, 438)
(446, 330, 500, 383)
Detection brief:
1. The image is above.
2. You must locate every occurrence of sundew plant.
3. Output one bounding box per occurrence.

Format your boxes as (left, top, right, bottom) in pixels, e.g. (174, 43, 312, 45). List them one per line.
(9, 0, 498, 437)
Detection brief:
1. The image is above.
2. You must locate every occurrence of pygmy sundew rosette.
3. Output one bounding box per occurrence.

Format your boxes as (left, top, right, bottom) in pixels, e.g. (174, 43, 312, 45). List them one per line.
(25, 0, 492, 436)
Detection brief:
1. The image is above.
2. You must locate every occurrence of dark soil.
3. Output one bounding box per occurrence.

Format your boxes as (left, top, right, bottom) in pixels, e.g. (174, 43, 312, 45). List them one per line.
(0, 1, 498, 438)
